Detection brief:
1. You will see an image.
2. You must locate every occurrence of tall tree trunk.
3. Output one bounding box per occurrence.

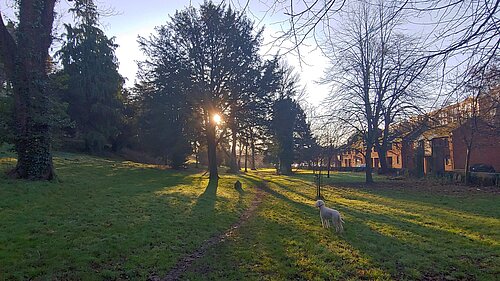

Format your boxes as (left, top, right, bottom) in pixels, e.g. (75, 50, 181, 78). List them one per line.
(327, 154, 332, 178)
(365, 141, 374, 184)
(250, 130, 256, 170)
(377, 144, 389, 174)
(228, 124, 239, 173)
(464, 144, 472, 185)
(1, 0, 57, 180)
(244, 142, 248, 172)
(206, 119, 218, 184)
(377, 121, 391, 174)
(279, 140, 293, 175)
(238, 138, 243, 169)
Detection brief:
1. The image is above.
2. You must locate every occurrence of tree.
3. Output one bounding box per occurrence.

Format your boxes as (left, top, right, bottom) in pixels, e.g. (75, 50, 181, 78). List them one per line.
(373, 33, 430, 174)
(322, 0, 429, 182)
(237, 58, 281, 171)
(0, 0, 58, 179)
(138, 2, 262, 184)
(134, 71, 194, 169)
(268, 63, 298, 174)
(454, 64, 500, 184)
(293, 103, 317, 165)
(265, 0, 499, 80)
(272, 97, 297, 175)
(58, 0, 124, 154)
(269, 62, 316, 174)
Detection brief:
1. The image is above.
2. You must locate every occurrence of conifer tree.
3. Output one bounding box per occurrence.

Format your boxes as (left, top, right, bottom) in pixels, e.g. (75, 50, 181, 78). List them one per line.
(58, 0, 124, 154)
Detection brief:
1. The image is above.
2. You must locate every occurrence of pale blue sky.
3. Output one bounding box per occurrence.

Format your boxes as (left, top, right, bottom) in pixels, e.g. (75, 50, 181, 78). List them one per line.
(68, 0, 331, 106)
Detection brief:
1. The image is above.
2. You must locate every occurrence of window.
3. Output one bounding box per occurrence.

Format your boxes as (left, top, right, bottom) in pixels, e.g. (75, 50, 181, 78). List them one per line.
(445, 157, 451, 166)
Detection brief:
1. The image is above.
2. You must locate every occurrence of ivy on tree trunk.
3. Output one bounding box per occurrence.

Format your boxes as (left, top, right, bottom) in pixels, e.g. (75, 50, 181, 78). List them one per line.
(0, 0, 57, 180)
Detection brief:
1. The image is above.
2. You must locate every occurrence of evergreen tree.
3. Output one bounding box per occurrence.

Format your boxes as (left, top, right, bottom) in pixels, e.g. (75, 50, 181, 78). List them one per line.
(269, 63, 316, 174)
(58, 0, 124, 154)
(272, 97, 297, 175)
(138, 1, 262, 183)
(293, 104, 317, 164)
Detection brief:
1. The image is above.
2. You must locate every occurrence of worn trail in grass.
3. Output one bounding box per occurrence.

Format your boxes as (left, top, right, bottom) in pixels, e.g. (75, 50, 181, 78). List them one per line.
(2, 149, 499, 280)
(157, 181, 267, 281)
(184, 170, 500, 280)
(0, 152, 260, 280)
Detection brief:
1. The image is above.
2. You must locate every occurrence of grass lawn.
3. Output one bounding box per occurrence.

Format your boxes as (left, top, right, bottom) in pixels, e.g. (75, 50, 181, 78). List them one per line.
(1, 149, 499, 280)
(0, 149, 258, 280)
(184, 170, 500, 281)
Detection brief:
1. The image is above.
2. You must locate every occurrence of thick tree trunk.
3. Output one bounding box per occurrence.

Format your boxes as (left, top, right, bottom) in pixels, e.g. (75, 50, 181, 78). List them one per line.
(377, 122, 391, 174)
(365, 142, 374, 184)
(377, 145, 389, 174)
(279, 158, 292, 175)
(1, 0, 57, 180)
(9, 72, 55, 180)
(206, 120, 218, 184)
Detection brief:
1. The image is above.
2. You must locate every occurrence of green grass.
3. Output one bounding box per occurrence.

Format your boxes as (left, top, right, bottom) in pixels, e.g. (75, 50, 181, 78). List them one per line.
(1, 151, 499, 280)
(184, 170, 500, 280)
(0, 152, 258, 280)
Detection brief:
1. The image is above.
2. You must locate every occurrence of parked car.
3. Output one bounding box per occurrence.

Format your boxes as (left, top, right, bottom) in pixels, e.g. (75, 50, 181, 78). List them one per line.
(470, 163, 496, 173)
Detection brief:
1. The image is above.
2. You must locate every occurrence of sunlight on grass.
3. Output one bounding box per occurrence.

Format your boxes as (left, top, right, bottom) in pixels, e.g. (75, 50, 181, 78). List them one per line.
(2, 150, 499, 280)
(327, 190, 500, 247)
(0, 157, 16, 166)
(119, 160, 169, 170)
(185, 169, 500, 280)
(0, 152, 258, 280)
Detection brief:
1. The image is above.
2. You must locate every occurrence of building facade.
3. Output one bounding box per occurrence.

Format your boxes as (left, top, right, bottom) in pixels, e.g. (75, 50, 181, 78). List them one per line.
(339, 91, 500, 174)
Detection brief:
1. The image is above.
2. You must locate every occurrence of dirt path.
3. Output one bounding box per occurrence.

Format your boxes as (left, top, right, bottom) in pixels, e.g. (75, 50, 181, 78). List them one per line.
(149, 183, 267, 281)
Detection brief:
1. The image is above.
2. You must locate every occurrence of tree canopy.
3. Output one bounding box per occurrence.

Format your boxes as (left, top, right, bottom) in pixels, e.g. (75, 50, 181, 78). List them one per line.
(58, 0, 124, 154)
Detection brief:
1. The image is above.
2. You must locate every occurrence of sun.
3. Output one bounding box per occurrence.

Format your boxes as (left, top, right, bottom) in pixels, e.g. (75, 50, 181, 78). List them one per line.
(213, 114, 222, 124)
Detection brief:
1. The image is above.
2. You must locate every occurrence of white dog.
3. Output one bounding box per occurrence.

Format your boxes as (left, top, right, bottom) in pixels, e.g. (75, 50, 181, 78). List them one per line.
(315, 200, 344, 233)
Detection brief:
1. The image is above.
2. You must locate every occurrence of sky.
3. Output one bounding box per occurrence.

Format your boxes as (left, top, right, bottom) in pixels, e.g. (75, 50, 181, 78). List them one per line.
(52, 0, 333, 107)
(1, 0, 477, 111)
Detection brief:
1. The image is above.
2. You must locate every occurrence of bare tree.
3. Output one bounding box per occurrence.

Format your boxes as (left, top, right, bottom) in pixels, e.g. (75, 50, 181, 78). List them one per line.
(315, 119, 348, 177)
(322, 0, 431, 183)
(263, 0, 499, 76)
(373, 33, 432, 174)
(453, 64, 500, 184)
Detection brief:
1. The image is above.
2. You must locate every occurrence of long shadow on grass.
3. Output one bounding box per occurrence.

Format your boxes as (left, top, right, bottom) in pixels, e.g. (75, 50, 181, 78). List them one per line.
(336, 206, 494, 279)
(251, 173, 497, 279)
(191, 179, 218, 215)
(263, 176, 317, 204)
(185, 195, 392, 280)
(356, 186, 499, 219)
(240, 172, 316, 217)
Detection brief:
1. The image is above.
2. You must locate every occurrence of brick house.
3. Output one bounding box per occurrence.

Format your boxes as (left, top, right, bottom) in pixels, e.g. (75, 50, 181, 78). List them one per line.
(339, 141, 403, 169)
(339, 90, 500, 174)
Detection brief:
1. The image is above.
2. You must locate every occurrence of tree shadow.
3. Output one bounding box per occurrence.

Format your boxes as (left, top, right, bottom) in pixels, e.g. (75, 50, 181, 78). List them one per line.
(334, 206, 494, 279)
(191, 178, 218, 214)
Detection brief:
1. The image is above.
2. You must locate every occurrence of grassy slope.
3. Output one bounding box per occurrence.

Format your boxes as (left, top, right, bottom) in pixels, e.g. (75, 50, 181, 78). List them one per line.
(2, 148, 499, 280)
(0, 149, 258, 280)
(185, 170, 500, 281)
